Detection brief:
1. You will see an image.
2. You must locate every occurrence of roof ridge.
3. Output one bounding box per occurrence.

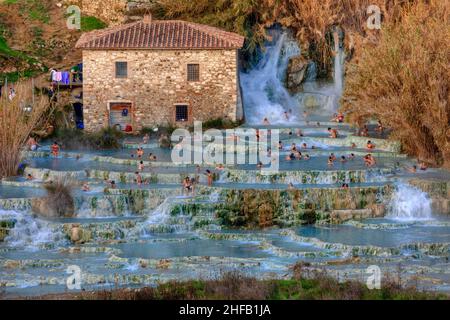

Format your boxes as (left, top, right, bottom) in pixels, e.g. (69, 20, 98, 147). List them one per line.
(75, 18, 245, 50)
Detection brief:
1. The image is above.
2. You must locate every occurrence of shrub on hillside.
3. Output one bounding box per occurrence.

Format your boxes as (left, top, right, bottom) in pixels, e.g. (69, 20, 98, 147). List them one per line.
(54, 127, 123, 150)
(341, 1, 449, 167)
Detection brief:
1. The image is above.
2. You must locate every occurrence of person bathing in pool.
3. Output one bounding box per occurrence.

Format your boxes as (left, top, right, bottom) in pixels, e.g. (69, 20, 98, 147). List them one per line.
(328, 127, 338, 138)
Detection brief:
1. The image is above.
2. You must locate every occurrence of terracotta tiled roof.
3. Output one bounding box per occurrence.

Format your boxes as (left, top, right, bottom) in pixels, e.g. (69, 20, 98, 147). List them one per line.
(76, 16, 245, 50)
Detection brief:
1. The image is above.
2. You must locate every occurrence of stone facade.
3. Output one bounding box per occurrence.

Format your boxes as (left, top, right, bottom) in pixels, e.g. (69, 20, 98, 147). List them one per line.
(82, 49, 242, 132)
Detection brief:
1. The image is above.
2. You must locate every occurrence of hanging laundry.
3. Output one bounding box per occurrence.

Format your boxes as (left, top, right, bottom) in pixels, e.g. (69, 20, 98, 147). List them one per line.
(54, 72, 62, 82)
(50, 69, 57, 82)
(61, 72, 70, 85)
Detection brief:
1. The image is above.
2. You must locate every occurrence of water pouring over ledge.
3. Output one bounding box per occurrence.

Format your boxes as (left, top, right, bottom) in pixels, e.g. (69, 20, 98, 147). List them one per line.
(386, 183, 433, 221)
(240, 28, 346, 125)
(240, 30, 300, 125)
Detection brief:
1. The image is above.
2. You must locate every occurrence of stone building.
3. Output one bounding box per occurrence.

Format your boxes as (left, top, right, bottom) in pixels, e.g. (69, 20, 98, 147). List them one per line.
(75, 15, 245, 132)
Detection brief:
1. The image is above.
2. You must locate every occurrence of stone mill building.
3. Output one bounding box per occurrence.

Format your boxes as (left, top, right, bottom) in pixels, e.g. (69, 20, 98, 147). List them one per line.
(75, 15, 245, 132)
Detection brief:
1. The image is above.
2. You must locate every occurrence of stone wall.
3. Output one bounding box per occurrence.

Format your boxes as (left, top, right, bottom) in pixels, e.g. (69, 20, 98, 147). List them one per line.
(82, 49, 241, 132)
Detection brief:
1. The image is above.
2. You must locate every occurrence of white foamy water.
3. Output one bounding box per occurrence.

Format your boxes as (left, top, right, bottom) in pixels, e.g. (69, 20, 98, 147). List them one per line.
(241, 29, 346, 125)
(387, 183, 433, 221)
(0, 209, 63, 249)
(240, 31, 300, 125)
(144, 197, 178, 225)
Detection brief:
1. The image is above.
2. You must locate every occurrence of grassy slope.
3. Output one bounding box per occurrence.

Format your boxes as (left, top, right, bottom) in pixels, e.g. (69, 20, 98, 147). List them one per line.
(0, 0, 107, 83)
(30, 275, 448, 300)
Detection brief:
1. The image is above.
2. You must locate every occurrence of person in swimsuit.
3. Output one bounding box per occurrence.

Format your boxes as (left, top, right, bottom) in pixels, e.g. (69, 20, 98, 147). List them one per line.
(51, 142, 60, 157)
(205, 170, 213, 186)
(135, 172, 142, 186)
(328, 156, 334, 166)
(328, 128, 338, 138)
(366, 140, 376, 150)
(143, 134, 150, 144)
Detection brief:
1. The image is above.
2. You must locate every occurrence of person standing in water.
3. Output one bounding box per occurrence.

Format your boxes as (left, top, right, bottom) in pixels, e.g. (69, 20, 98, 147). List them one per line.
(51, 142, 60, 157)
(205, 170, 213, 186)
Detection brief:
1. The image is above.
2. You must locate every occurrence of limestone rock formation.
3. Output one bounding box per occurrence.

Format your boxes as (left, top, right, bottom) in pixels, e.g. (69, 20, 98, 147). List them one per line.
(286, 55, 308, 94)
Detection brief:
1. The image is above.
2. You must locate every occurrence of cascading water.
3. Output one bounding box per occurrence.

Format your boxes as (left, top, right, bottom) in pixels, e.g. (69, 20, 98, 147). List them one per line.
(240, 31, 301, 125)
(241, 29, 346, 125)
(386, 183, 433, 220)
(0, 209, 63, 249)
(333, 31, 345, 97)
(295, 31, 345, 115)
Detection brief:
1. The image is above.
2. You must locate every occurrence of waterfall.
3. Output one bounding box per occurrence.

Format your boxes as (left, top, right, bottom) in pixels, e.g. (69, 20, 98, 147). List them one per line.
(240, 28, 348, 125)
(0, 209, 63, 249)
(144, 196, 177, 225)
(386, 183, 433, 220)
(240, 31, 300, 125)
(333, 31, 345, 97)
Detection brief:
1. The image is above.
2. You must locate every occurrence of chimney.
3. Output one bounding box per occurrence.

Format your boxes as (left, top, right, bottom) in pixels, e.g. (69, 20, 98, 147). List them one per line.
(143, 13, 152, 23)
